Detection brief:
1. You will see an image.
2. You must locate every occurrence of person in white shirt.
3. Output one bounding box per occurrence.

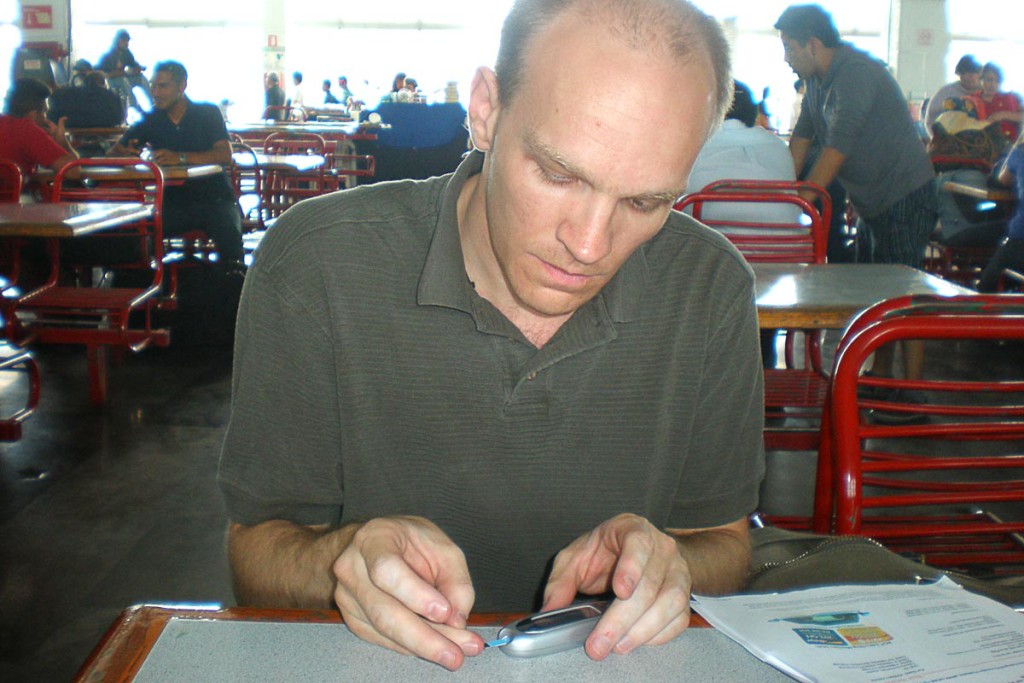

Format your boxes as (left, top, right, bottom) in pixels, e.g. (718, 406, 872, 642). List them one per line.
(289, 71, 306, 120)
(685, 80, 799, 227)
(924, 55, 982, 138)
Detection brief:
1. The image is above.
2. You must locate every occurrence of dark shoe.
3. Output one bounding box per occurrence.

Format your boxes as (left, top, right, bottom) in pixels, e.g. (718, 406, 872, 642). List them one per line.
(868, 389, 929, 426)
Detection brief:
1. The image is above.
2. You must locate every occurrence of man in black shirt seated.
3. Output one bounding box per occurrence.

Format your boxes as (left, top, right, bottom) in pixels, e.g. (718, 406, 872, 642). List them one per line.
(108, 60, 243, 269)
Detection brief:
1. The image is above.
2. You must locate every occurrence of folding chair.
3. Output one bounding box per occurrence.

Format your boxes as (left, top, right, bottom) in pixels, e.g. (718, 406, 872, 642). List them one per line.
(10, 158, 170, 404)
(816, 294, 1024, 576)
(676, 180, 831, 457)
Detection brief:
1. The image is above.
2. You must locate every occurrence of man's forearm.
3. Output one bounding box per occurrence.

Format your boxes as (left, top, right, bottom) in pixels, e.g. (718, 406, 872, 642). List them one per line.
(670, 521, 751, 595)
(228, 519, 360, 608)
(789, 136, 813, 178)
(180, 146, 232, 166)
(804, 146, 847, 199)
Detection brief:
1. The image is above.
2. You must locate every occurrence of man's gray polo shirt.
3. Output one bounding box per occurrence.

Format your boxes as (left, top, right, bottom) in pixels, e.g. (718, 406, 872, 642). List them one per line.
(218, 151, 765, 610)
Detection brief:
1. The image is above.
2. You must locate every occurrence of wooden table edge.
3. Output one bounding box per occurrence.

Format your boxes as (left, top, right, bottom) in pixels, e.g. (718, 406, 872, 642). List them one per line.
(73, 603, 709, 681)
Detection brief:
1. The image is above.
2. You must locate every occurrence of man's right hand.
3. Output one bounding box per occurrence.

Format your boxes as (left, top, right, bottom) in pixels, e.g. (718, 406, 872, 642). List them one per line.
(332, 516, 483, 671)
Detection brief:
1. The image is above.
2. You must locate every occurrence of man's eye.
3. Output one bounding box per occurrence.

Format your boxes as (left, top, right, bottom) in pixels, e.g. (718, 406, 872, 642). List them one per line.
(628, 198, 660, 214)
(539, 166, 573, 185)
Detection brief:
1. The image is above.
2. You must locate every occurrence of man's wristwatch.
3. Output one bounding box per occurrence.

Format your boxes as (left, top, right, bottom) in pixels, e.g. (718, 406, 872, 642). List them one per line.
(178, 152, 188, 165)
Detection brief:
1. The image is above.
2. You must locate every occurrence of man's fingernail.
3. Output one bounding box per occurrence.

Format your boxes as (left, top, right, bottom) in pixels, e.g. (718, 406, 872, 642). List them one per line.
(438, 651, 457, 671)
(463, 639, 482, 656)
(591, 635, 612, 658)
(426, 602, 448, 622)
(613, 637, 635, 655)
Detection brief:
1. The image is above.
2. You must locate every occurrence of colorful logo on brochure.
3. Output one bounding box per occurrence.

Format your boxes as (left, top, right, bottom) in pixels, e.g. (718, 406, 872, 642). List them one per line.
(772, 612, 893, 648)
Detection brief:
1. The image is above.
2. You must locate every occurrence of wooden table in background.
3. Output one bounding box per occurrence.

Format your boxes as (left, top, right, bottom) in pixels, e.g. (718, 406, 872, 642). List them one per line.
(754, 263, 973, 329)
(31, 163, 223, 186)
(232, 152, 326, 173)
(943, 180, 1017, 203)
(229, 121, 383, 144)
(0, 201, 151, 238)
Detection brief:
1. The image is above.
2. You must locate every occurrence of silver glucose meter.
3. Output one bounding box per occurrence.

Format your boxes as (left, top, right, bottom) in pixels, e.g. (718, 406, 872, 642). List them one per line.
(489, 600, 611, 658)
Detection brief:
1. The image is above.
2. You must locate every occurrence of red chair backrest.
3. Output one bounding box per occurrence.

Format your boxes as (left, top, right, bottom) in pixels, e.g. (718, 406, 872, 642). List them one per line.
(816, 294, 1024, 538)
(50, 158, 166, 287)
(698, 179, 832, 232)
(0, 159, 22, 202)
(675, 183, 828, 264)
(263, 132, 326, 156)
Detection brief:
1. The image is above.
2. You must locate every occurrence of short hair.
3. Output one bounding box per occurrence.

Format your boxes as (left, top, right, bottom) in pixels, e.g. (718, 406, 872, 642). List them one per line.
(773, 4, 840, 48)
(982, 62, 1003, 84)
(726, 80, 758, 127)
(954, 54, 981, 75)
(322, 79, 332, 88)
(84, 70, 108, 88)
(154, 61, 188, 85)
(3, 77, 51, 117)
(495, 0, 732, 126)
(267, 72, 279, 84)
(338, 75, 347, 83)
(292, 71, 303, 83)
(115, 29, 130, 42)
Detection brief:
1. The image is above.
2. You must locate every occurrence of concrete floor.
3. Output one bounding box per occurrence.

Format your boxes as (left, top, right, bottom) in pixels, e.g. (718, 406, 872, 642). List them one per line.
(0, 332, 1022, 681)
(0, 343, 236, 681)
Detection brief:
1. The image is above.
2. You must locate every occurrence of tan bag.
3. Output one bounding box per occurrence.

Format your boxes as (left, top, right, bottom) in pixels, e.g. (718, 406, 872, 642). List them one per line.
(746, 526, 1024, 608)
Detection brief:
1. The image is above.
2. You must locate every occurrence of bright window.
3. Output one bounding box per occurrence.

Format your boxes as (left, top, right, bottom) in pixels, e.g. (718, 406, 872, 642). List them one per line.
(0, 0, 18, 101)
(62, 0, 900, 129)
(947, 0, 1024, 95)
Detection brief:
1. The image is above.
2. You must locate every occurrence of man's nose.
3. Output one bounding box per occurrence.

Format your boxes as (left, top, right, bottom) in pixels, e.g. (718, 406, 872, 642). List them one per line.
(557, 196, 616, 265)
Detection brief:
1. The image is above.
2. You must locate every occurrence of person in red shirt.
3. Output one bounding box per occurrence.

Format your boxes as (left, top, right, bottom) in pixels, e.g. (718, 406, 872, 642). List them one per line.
(0, 78, 79, 177)
(978, 62, 1023, 143)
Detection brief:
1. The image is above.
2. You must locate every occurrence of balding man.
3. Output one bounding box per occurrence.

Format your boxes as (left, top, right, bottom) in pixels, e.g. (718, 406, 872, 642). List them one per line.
(220, 0, 763, 670)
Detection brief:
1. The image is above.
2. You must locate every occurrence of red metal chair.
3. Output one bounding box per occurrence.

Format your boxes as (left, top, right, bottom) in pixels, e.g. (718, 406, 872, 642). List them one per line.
(0, 161, 40, 438)
(677, 180, 831, 456)
(0, 342, 41, 441)
(815, 294, 1024, 575)
(676, 180, 830, 264)
(0, 159, 25, 294)
(328, 153, 376, 189)
(9, 158, 170, 405)
(261, 132, 333, 222)
(0, 158, 20, 201)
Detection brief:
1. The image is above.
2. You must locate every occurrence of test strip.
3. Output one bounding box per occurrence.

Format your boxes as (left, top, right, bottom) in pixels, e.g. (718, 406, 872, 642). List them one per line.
(484, 635, 513, 649)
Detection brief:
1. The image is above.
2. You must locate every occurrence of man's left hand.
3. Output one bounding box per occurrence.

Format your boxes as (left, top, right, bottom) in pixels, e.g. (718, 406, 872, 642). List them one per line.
(542, 513, 692, 661)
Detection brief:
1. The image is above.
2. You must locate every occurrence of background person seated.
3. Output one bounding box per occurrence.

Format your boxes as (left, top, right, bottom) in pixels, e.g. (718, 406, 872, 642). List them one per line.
(925, 54, 982, 137)
(976, 62, 1023, 143)
(684, 79, 798, 225)
(977, 130, 1024, 292)
(0, 77, 79, 176)
(48, 71, 125, 130)
(684, 79, 799, 369)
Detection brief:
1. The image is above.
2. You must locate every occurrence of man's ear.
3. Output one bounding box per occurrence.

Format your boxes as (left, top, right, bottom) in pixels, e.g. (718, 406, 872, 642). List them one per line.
(467, 66, 501, 152)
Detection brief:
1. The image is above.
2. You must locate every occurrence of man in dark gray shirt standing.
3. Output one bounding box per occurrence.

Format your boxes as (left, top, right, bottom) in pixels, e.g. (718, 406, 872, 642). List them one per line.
(776, 3, 936, 392)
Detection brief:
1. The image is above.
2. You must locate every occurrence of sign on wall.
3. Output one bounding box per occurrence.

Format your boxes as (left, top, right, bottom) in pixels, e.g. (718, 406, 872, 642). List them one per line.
(22, 5, 54, 30)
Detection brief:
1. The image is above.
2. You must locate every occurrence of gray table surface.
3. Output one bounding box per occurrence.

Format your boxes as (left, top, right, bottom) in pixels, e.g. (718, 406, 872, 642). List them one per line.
(134, 618, 793, 682)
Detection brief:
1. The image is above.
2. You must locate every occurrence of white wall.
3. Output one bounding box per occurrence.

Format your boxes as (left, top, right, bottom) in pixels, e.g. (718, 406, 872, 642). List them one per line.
(889, 0, 948, 102)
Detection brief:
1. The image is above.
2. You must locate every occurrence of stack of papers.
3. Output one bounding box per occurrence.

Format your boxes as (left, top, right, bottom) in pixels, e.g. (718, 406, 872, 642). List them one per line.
(692, 577, 1024, 682)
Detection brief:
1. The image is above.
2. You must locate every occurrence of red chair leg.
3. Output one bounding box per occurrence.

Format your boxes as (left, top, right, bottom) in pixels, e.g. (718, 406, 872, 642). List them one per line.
(87, 344, 109, 406)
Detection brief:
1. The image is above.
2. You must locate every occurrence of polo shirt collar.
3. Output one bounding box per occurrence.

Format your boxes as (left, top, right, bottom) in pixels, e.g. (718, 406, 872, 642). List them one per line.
(417, 149, 649, 325)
